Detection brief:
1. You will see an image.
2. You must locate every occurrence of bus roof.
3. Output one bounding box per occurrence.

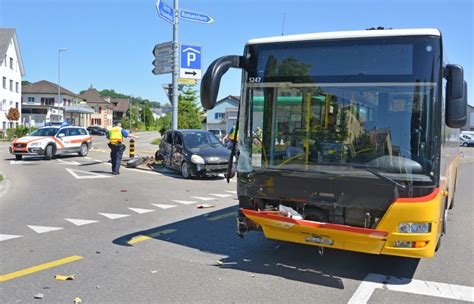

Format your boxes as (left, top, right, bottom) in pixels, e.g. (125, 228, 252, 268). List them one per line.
(246, 28, 441, 45)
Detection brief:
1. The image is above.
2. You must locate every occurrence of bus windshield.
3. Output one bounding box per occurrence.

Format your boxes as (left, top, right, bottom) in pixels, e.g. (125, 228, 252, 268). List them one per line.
(238, 36, 441, 185)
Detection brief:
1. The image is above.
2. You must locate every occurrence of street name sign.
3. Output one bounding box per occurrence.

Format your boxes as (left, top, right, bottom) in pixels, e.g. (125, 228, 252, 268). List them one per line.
(156, 0, 174, 24)
(153, 41, 173, 57)
(152, 41, 175, 75)
(153, 65, 172, 75)
(178, 78, 197, 85)
(179, 9, 214, 24)
(180, 44, 201, 80)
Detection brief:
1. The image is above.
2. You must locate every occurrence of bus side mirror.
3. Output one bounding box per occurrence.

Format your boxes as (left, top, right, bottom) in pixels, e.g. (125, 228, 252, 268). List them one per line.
(445, 64, 467, 128)
(201, 55, 244, 110)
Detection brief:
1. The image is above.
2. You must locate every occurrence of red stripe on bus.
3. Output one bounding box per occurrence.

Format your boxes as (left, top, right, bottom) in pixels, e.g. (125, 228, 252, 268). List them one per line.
(242, 209, 388, 236)
(394, 188, 440, 203)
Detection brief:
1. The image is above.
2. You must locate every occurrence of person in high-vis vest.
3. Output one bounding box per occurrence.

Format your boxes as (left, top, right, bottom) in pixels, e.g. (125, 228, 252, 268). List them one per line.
(106, 122, 138, 175)
(222, 124, 238, 148)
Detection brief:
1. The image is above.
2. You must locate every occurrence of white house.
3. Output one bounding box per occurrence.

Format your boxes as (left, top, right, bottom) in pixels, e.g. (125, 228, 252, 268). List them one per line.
(206, 95, 239, 131)
(0, 28, 25, 133)
(22, 80, 83, 127)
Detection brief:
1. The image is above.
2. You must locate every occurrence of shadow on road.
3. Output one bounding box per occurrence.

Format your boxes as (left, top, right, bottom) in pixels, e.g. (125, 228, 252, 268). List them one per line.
(113, 206, 420, 290)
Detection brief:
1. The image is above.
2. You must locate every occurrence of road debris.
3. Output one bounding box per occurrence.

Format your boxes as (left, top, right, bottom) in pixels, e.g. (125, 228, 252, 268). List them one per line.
(73, 297, 82, 303)
(215, 261, 224, 266)
(34, 293, 44, 299)
(197, 204, 215, 209)
(54, 274, 75, 281)
(151, 270, 158, 274)
(250, 274, 256, 278)
(120, 189, 128, 193)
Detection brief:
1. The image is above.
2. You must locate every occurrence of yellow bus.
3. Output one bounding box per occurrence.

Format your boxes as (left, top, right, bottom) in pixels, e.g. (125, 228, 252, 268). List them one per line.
(200, 28, 468, 258)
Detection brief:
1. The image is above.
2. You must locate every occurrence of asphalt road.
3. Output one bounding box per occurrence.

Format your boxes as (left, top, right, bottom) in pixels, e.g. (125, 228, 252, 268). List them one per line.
(0, 138, 473, 304)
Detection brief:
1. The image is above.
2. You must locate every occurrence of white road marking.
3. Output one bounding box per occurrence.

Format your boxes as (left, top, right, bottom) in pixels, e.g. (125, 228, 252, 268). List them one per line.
(191, 196, 216, 201)
(151, 204, 177, 209)
(65, 168, 112, 179)
(10, 161, 35, 165)
(225, 191, 237, 194)
(64, 218, 99, 226)
(209, 193, 232, 198)
(125, 168, 163, 175)
(128, 207, 155, 214)
(27, 225, 63, 234)
(171, 200, 197, 205)
(348, 273, 474, 303)
(56, 159, 80, 165)
(98, 213, 130, 220)
(85, 157, 92, 160)
(0, 234, 23, 242)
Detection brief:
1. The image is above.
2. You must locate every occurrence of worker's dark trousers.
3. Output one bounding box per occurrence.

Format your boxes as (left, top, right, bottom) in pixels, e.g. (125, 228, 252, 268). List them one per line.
(109, 143, 125, 174)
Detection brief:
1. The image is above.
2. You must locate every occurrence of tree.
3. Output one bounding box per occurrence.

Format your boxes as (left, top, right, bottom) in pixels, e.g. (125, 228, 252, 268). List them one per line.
(6, 108, 20, 122)
(177, 85, 201, 129)
(140, 105, 155, 130)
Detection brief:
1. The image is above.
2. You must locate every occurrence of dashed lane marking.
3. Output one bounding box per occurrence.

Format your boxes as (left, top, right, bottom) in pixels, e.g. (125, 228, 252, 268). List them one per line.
(98, 213, 129, 220)
(225, 191, 237, 194)
(10, 161, 35, 165)
(65, 218, 99, 226)
(207, 212, 237, 222)
(191, 196, 216, 201)
(0, 234, 23, 242)
(151, 204, 177, 209)
(348, 273, 474, 303)
(125, 168, 163, 175)
(0, 255, 84, 282)
(172, 200, 198, 205)
(85, 157, 92, 160)
(127, 229, 177, 245)
(209, 193, 232, 198)
(27, 225, 63, 234)
(65, 168, 112, 179)
(128, 207, 155, 214)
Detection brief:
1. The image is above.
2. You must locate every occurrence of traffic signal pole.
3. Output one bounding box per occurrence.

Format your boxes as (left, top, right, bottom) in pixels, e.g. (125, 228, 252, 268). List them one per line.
(172, 0, 179, 130)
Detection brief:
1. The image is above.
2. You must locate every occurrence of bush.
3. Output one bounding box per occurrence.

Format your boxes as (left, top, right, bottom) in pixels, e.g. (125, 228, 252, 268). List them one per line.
(151, 138, 162, 145)
(4, 126, 36, 140)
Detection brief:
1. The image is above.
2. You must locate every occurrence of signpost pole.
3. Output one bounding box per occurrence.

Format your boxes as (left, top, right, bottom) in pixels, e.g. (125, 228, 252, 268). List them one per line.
(171, 0, 179, 130)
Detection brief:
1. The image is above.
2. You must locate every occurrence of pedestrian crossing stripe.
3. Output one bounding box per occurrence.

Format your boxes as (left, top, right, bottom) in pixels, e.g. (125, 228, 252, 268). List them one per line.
(191, 196, 216, 201)
(65, 218, 99, 226)
(171, 200, 197, 205)
(98, 213, 129, 219)
(0, 234, 23, 242)
(209, 193, 232, 198)
(151, 204, 177, 209)
(128, 208, 155, 214)
(27, 225, 63, 234)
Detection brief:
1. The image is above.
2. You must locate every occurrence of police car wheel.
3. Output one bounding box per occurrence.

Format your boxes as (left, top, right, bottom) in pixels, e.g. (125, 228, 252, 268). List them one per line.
(79, 143, 88, 157)
(44, 145, 53, 160)
(15, 155, 22, 160)
(181, 162, 191, 179)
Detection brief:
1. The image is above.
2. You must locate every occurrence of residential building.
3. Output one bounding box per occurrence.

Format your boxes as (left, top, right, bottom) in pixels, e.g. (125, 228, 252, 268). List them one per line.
(152, 108, 166, 120)
(462, 104, 474, 131)
(22, 80, 83, 127)
(205, 95, 239, 131)
(0, 28, 25, 133)
(104, 97, 129, 124)
(80, 87, 113, 129)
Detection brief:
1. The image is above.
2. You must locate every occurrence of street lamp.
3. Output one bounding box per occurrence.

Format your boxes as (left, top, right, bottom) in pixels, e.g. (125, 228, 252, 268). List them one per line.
(57, 48, 67, 122)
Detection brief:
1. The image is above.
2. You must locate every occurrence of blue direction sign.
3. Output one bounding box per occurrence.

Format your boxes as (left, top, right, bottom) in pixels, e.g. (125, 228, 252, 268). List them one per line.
(179, 9, 214, 24)
(156, 0, 174, 24)
(180, 45, 202, 80)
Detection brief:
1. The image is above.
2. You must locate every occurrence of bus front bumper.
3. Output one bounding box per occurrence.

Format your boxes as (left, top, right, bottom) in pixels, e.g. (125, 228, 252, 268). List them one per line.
(242, 206, 440, 259)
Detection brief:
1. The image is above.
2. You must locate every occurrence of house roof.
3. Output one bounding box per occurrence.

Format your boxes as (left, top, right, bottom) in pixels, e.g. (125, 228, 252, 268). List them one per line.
(108, 98, 129, 112)
(0, 28, 25, 76)
(22, 80, 80, 97)
(215, 95, 240, 107)
(80, 88, 109, 105)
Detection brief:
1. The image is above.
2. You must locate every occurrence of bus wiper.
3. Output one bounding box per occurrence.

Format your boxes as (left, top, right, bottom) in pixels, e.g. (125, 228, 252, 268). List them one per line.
(364, 167, 406, 191)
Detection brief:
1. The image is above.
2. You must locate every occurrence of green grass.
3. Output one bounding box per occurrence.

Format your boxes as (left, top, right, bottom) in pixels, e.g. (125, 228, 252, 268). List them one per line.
(151, 138, 162, 145)
(0, 175, 4, 183)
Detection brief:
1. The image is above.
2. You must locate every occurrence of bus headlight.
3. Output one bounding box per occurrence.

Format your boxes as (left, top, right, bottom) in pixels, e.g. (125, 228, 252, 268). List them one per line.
(398, 223, 431, 233)
(191, 154, 205, 164)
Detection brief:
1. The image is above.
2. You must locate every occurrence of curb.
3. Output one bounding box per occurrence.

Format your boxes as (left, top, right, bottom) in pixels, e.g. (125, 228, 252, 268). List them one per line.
(0, 171, 12, 199)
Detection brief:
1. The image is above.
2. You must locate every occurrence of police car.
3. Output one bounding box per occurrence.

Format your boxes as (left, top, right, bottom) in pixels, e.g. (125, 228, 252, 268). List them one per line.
(10, 123, 92, 160)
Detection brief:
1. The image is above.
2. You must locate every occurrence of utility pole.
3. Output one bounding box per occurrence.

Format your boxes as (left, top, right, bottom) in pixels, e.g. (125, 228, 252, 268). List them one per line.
(171, 0, 179, 130)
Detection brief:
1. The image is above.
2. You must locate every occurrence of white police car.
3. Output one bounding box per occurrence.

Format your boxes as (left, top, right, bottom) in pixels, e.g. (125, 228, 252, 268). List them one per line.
(10, 123, 92, 160)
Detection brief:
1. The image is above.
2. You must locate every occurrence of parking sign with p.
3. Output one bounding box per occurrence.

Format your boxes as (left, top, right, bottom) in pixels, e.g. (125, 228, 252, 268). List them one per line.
(180, 44, 202, 80)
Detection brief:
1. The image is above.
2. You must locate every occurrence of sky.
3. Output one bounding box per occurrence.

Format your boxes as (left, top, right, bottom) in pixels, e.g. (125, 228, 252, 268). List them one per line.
(0, 0, 473, 106)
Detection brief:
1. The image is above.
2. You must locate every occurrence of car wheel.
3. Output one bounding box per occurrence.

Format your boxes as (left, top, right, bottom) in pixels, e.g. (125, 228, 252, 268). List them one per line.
(15, 155, 22, 160)
(181, 161, 191, 179)
(462, 142, 468, 147)
(79, 143, 89, 157)
(44, 145, 53, 160)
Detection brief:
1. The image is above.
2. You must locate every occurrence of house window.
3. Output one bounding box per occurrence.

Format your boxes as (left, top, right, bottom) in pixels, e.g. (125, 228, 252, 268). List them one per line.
(2, 77, 6, 89)
(99, 106, 102, 114)
(9, 80, 13, 91)
(9, 57, 13, 69)
(15, 102, 19, 109)
(1, 99, 5, 110)
(214, 112, 225, 119)
(40, 97, 55, 106)
(15, 82, 19, 93)
(2, 122, 6, 130)
(27, 97, 35, 103)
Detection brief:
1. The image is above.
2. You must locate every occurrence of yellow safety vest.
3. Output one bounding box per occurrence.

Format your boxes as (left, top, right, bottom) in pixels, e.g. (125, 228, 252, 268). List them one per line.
(109, 127, 124, 144)
(229, 128, 238, 141)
